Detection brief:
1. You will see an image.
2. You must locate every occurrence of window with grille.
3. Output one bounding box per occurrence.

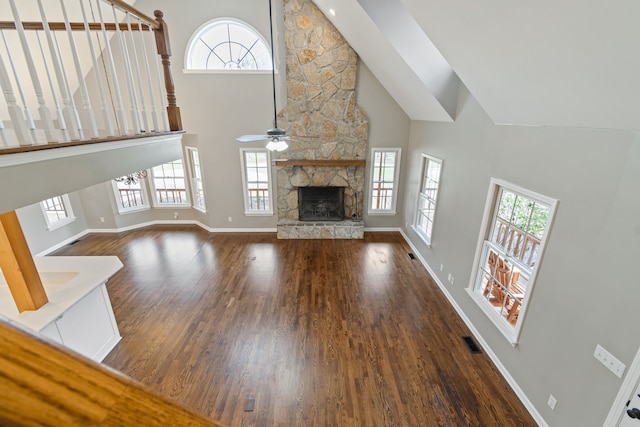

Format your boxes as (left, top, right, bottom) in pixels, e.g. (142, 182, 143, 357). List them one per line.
(111, 173, 150, 214)
(185, 19, 272, 71)
(150, 160, 189, 207)
(186, 147, 206, 212)
(40, 195, 75, 230)
(414, 154, 442, 244)
(369, 148, 401, 214)
(240, 148, 273, 215)
(467, 178, 557, 344)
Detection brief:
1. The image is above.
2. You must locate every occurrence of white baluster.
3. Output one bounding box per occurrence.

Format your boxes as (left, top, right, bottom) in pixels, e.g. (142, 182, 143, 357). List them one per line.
(151, 28, 170, 131)
(126, 13, 150, 132)
(0, 115, 9, 146)
(53, 31, 84, 140)
(0, 44, 31, 145)
(35, 31, 69, 142)
(60, 0, 99, 139)
(79, 0, 114, 137)
(111, 4, 142, 133)
(36, 0, 80, 141)
(9, 0, 56, 143)
(137, 21, 159, 132)
(95, 0, 128, 135)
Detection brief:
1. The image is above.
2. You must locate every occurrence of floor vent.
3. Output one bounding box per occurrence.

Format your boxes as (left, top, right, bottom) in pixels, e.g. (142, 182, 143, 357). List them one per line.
(408, 253, 416, 260)
(69, 239, 80, 245)
(462, 336, 482, 354)
(244, 398, 255, 412)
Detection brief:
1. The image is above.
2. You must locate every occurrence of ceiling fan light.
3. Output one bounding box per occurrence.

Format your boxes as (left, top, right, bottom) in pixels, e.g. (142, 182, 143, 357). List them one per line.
(274, 140, 289, 151)
(265, 140, 279, 151)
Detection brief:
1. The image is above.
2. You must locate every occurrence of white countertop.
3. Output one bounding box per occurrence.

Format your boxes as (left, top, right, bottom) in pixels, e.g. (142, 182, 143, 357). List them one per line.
(0, 256, 123, 332)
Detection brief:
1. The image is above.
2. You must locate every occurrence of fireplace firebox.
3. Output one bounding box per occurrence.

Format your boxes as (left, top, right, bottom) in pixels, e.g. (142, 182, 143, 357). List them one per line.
(298, 186, 345, 221)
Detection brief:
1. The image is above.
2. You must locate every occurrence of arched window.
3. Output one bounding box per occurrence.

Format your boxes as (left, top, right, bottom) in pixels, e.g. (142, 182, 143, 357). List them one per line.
(185, 18, 272, 71)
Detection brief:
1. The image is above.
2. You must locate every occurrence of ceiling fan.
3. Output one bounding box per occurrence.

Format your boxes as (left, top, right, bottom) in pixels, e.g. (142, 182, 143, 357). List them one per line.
(236, 0, 290, 152)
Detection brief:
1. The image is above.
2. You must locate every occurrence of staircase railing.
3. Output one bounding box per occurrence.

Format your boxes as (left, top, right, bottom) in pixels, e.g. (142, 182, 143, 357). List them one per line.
(0, 0, 182, 149)
(0, 317, 223, 426)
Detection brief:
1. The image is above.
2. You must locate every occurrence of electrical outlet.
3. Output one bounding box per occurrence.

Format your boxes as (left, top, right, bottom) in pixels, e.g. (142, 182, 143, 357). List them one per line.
(228, 216, 233, 222)
(447, 273, 452, 282)
(450, 276, 455, 285)
(99, 217, 105, 223)
(173, 212, 179, 219)
(547, 395, 557, 410)
(440, 264, 444, 272)
(594, 344, 626, 378)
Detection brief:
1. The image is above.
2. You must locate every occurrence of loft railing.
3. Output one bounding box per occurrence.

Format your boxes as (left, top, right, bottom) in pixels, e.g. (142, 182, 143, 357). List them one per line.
(0, 0, 182, 149)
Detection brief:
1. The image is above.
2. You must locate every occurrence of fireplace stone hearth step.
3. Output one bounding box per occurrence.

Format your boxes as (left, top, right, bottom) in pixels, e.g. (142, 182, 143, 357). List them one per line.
(277, 220, 364, 239)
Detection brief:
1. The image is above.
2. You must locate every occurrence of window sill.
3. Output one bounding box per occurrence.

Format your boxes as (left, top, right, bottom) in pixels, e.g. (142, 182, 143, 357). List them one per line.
(367, 211, 397, 216)
(411, 225, 432, 247)
(116, 207, 150, 215)
(46, 216, 76, 231)
(466, 288, 519, 347)
(192, 206, 207, 214)
(152, 205, 191, 209)
(244, 211, 274, 217)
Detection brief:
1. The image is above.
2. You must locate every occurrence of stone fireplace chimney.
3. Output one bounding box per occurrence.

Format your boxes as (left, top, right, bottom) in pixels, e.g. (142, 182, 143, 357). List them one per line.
(276, 0, 369, 239)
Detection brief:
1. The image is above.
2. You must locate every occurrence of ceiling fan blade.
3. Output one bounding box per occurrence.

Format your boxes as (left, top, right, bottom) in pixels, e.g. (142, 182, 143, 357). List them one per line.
(236, 135, 269, 142)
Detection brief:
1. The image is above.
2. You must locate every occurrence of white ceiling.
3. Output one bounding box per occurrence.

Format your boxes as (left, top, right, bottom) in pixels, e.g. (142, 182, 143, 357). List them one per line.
(313, 0, 640, 130)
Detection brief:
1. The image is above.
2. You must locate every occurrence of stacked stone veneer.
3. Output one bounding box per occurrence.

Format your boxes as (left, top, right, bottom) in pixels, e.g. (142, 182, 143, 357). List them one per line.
(276, 0, 369, 239)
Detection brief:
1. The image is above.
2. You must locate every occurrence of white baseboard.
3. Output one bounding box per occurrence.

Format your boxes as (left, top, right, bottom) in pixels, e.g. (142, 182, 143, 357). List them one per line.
(35, 229, 90, 256)
(398, 229, 547, 427)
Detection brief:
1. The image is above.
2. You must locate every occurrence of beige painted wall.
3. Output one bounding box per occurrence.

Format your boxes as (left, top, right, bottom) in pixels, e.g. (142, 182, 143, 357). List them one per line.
(402, 87, 640, 426)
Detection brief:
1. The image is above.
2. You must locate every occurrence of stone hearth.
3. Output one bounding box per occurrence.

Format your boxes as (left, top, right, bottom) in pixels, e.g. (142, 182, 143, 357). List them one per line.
(275, 0, 369, 239)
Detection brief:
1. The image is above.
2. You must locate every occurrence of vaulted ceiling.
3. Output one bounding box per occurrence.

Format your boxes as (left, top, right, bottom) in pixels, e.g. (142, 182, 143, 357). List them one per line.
(313, 0, 640, 131)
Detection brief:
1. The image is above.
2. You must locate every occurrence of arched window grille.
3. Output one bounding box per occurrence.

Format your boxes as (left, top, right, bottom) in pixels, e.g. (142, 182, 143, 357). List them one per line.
(185, 18, 272, 71)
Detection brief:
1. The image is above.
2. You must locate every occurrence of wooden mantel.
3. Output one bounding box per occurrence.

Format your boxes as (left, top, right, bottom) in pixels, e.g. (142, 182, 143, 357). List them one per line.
(274, 159, 366, 167)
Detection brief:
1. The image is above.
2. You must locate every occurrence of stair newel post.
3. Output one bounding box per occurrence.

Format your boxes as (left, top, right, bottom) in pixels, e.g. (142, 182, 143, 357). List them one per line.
(94, 0, 128, 135)
(111, 4, 142, 134)
(153, 10, 181, 131)
(35, 0, 81, 141)
(59, 0, 99, 139)
(8, 0, 55, 143)
(0, 33, 31, 146)
(137, 20, 160, 132)
(78, 0, 114, 137)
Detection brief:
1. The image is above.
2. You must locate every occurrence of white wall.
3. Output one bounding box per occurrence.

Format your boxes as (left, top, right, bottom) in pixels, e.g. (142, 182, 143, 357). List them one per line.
(402, 87, 640, 426)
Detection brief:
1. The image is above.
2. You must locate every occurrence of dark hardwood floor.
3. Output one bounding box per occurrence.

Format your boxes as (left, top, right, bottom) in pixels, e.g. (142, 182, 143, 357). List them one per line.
(52, 226, 536, 427)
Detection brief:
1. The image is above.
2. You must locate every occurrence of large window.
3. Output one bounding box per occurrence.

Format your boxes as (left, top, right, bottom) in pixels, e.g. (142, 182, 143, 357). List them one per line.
(150, 160, 189, 207)
(240, 148, 273, 215)
(111, 172, 150, 214)
(413, 154, 442, 244)
(185, 19, 272, 71)
(368, 148, 401, 214)
(40, 195, 75, 230)
(186, 147, 206, 212)
(467, 179, 557, 344)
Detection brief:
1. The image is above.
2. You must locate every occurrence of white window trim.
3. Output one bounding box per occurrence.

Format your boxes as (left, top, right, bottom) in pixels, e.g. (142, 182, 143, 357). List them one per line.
(239, 148, 274, 216)
(412, 153, 442, 246)
(111, 180, 151, 215)
(368, 148, 401, 215)
(466, 178, 558, 345)
(149, 161, 191, 208)
(40, 194, 76, 231)
(184, 17, 272, 73)
(185, 147, 207, 213)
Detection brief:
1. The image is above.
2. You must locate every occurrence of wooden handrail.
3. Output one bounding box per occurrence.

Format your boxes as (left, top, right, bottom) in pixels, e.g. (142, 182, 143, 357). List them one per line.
(0, 318, 224, 426)
(0, 22, 152, 31)
(109, 0, 159, 29)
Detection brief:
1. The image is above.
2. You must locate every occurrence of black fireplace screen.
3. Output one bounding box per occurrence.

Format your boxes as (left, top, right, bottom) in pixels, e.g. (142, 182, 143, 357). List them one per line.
(298, 186, 345, 221)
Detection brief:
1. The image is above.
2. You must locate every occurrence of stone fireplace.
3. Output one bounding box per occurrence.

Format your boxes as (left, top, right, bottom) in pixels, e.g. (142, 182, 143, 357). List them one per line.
(298, 186, 344, 221)
(275, 0, 369, 239)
